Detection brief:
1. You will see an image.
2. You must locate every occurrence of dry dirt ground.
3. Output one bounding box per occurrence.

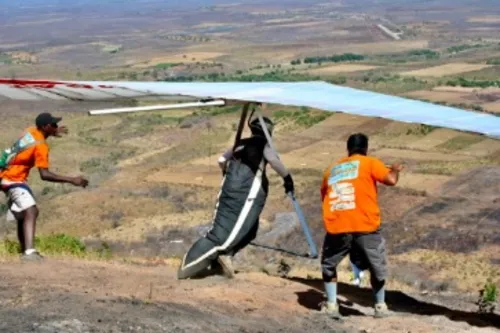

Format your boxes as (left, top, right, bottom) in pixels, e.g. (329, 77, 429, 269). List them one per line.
(1, 258, 499, 333)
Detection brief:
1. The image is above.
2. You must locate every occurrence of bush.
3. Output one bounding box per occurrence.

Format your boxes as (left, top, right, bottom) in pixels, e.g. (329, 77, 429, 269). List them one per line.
(477, 279, 497, 313)
(1, 234, 114, 259)
(2, 234, 86, 256)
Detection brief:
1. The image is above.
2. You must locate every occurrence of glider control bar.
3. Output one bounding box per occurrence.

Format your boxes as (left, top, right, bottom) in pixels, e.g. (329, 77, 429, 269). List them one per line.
(88, 99, 226, 116)
(254, 112, 319, 259)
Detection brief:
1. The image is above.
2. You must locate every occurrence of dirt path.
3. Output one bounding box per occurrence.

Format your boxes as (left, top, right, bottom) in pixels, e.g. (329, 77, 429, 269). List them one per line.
(1, 258, 499, 333)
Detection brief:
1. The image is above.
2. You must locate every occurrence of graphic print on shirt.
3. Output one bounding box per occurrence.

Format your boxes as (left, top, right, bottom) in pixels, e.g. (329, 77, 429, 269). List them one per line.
(327, 160, 359, 212)
(0, 132, 37, 169)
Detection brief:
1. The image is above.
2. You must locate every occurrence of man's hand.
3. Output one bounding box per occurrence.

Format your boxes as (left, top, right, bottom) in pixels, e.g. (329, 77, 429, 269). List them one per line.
(390, 163, 404, 172)
(283, 174, 294, 195)
(54, 125, 69, 138)
(382, 163, 404, 186)
(71, 176, 89, 188)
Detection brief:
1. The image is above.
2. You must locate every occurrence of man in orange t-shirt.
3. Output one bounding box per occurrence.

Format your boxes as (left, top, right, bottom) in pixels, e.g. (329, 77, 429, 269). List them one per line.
(0, 113, 89, 261)
(319, 133, 403, 320)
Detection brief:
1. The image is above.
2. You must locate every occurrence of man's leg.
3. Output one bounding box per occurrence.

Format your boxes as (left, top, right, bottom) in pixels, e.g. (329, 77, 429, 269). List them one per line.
(7, 186, 42, 260)
(215, 217, 260, 278)
(14, 212, 25, 253)
(22, 206, 39, 254)
(354, 231, 388, 318)
(320, 232, 352, 320)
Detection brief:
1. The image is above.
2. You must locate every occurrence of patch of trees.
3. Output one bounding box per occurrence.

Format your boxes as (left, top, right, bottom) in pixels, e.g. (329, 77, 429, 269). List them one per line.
(446, 77, 500, 88)
(162, 35, 210, 43)
(163, 70, 320, 83)
(407, 49, 440, 59)
(486, 59, 500, 65)
(447, 44, 487, 54)
(290, 53, 365, 65)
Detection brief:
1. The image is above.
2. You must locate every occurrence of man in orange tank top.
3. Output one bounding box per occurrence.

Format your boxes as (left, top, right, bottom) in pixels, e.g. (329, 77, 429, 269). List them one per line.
(319, 133, 403, 319)
(0, 113, 89, 261)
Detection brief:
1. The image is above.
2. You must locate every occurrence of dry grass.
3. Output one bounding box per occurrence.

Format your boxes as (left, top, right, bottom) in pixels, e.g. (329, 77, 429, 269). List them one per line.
(404, 90, 474, 104)
(455, 138, 500, 157)
(375, 148, 473, 162)
(432, 86, 478, 93)
(3, 17, 70, 27)
(482, 102, 500, 113)
(279, 140, 347, 169)
(97, 210, 211, 243)
(145, 165, 223, 188)
(336, 40, 429, 54)
(435, 134, 485, 152)
(400, 63, 493, 77)
(307, 64, 379, 75)
(415, 158, 493, 175)
(391, 249, 500, 292)
(406, 129, 462, 150)
(396, 173, 452, 196)
(262, 21, 328, 28)
(467, 15, 500, 23)
(118, 146, 175, 167)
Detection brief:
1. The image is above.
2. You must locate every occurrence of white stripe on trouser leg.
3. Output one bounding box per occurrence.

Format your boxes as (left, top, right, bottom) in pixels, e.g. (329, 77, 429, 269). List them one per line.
(181, 160, 264, 270)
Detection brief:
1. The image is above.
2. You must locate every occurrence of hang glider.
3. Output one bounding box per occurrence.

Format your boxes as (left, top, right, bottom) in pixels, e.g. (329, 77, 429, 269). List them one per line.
(0, 78, 499, 138)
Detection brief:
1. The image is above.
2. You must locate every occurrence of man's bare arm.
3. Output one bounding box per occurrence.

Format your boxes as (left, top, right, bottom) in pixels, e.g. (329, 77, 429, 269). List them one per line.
(39, 168, 88, 187)
(382, 163, 403, 186)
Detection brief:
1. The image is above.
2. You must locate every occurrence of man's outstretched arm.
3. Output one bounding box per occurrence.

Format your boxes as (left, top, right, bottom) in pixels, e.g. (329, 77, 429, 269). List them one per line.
(39, 168, 88, 187)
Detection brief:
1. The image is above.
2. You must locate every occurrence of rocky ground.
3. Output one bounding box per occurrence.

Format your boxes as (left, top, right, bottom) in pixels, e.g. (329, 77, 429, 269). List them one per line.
(1, 257, 499, 333)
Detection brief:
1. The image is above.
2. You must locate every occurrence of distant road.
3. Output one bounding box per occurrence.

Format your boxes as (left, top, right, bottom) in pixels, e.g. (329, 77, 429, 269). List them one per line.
(377, 23, 403, 40)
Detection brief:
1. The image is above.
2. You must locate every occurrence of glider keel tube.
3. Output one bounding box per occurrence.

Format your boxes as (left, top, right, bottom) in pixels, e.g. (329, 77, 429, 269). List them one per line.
(88, 100, 225, 115)
(177, 159, 268, 279)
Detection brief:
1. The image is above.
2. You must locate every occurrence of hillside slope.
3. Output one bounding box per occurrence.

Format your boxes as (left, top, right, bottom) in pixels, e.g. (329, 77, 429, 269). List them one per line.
(0, 100, 499, 332)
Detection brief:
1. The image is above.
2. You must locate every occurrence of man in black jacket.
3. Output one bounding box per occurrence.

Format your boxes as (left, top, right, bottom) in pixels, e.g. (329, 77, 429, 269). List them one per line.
(177, 116, 294, 279)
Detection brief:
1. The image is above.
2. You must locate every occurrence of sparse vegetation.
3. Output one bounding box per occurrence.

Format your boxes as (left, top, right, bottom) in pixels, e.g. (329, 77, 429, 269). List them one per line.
(0, 234, 114, 259)
(163, 69, 320, 82)
(446, 77, 500, 88)
(273, 107, 331, 127)
(447, 43, 488, 54)
(350, 73, 432, 94)
(155, 62, 182, 69)
(101, 44, 123, 54)
(436, 135, 484, 151)
(408, 49, 440, 59)
(477, 279, 497, 313)
(2, 234, 85, 256)
(406, 124, 437, 136)
(486, 59, 500, 65)
(0, 53, 12, 64)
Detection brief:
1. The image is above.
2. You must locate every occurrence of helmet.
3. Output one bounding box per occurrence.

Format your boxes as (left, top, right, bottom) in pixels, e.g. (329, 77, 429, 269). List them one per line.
(249, 116, 274, 137)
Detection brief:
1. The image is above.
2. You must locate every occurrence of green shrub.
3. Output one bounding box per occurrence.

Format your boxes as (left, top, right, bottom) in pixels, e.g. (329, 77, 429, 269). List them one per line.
(477, 279, 497, 313)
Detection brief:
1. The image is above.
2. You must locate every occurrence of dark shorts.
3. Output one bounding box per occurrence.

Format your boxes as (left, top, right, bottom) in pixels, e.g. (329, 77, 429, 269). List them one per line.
(321, 230, 387, 282)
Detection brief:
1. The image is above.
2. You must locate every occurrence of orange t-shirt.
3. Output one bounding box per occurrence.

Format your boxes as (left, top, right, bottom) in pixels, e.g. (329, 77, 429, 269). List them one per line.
(320, 154, 390, 234)
(0, 127, 49, 183)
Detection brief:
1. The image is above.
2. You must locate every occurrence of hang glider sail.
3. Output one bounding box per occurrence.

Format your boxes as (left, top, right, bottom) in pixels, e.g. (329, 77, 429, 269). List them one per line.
(0, 78, 499, 138)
